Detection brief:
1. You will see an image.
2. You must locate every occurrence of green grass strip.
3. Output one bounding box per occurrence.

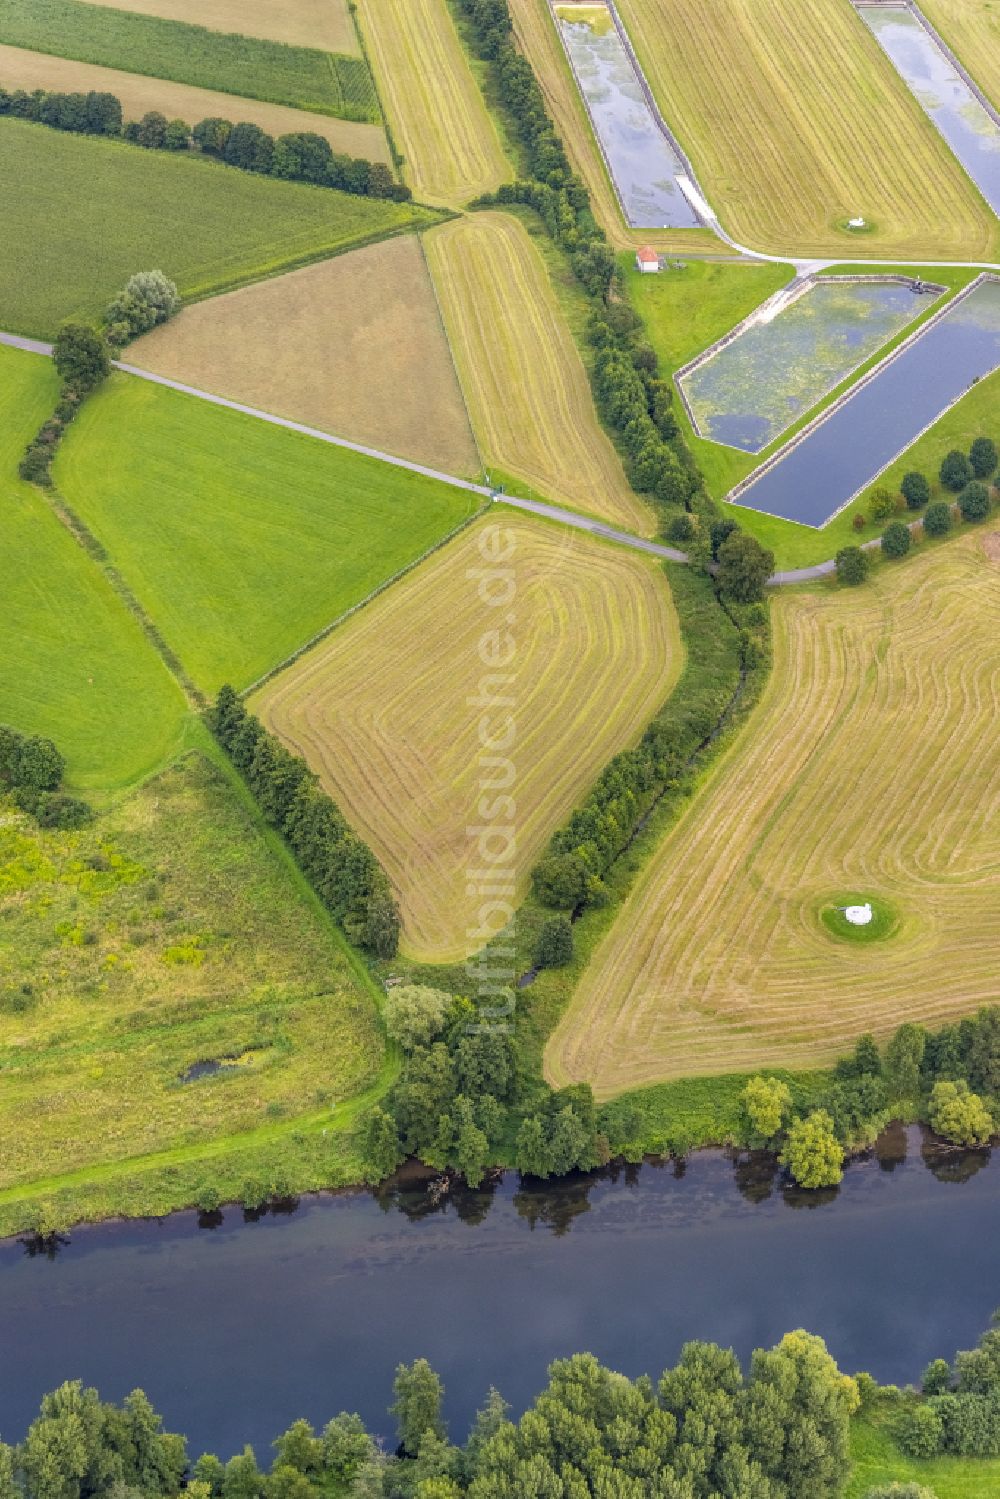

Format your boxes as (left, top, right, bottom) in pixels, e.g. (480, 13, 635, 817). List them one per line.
(0, 0, 380, 121)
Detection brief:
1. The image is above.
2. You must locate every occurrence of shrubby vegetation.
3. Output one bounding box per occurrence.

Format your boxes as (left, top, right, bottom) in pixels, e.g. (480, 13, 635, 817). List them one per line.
(0, 87, 410, 202)
(0, 724, 91, 828)
(836, 545, 870, 585)
(208, 687, 400, 958)
(105, 269, 180, 348)
(0, 1329, 862, 1497)
(881, 520, 911, 559)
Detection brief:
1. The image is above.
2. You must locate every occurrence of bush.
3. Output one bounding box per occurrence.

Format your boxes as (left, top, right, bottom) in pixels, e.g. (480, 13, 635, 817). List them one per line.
(105, 269, 180, 345)
(958, 479, 991, 522)
(53, 323, 109, 393)
(383, 985, 452, 1051)
(969, 435, 998, 478)
(667, 513, 696, 545)
(928, 1080, 993, 1146)
(835, 545, 870, 585)
(869, 486, 898, 522)
(864, 1485, 939, 1499)
(740, 1075, 791, 1144)
(895, 1403, 944, 1458)
(922, 500, 953, 537)
(534, 915, 574, 969)
(717, 531, 774, 603)
(940, 449, 973, 491)
(900, 471, 930, 510)
(881, 520, 911, 559)
(780, 1110, 844, 1188)
(852, 512, 867, 532)
(163, 117, 190, 150)
(33, 792, 94, 829)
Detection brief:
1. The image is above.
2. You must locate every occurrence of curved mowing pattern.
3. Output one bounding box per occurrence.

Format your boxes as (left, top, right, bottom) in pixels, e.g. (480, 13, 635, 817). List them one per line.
(546, 536, 1000, 1098)
(425, 212, 655, 535)
(354, 0, 509, 206)
(613, 0, 998, 260)
(679, 278, 935, 455)
(254, 518, 682, 964)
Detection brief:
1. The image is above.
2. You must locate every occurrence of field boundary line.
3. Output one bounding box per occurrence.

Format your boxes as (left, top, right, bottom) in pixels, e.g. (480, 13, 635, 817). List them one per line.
(241, 499, 492, 698)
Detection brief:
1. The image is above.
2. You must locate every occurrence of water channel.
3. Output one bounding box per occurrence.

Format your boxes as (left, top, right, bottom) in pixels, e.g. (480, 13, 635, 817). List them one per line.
(2, 1127, 998, 1460)
(857, 2, 1000, 216)
(731, 275, 1000, 526)
(555, 4, 702, 229)
(680, 277, 937, 454)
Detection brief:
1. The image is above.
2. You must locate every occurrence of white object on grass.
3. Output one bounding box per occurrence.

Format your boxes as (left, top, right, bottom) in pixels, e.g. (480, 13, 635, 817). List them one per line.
(843, 902, 874, 926)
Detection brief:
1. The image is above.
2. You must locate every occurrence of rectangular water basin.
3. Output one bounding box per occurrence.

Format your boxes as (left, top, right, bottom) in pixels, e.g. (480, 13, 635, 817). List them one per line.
(555, 2, 702, 228)
(729, 276, 1000, 528)
(856, 1, 1000, 216)
(677, 276, 939, 454)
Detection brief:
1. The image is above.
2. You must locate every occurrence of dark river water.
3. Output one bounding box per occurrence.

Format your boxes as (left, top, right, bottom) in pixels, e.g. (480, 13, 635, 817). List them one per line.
(2, 1126, 998, 1461)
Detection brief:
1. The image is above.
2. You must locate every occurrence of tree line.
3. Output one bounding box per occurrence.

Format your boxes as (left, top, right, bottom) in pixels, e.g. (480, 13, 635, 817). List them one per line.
(0, 1326, 874, 1497)
(207, 687, 400, 959)
(0, 724, 90, 829)
(0, 86, 411, 202)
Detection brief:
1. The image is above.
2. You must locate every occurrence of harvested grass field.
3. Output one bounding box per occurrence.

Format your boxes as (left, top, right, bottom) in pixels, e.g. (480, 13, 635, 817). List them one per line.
(76, 0, 360, 55)
(0, 0, 378, 120)
(0, 752, 384, 1194)
(0, 118, 418, 337)
(508, 0, 720, 253)
(613, 0, 998, 260)
(129, 236, 479, 477)
(54, 373, 479, 694)
(547, 535, 1000, 1097)
(922, 0, 1000, 117)
(425, 212, 654, 533)
(253, 515, 681, 963)
(353, 0, 509, 206)
(0, 45, 389, 161)
(0, 345, 187, 792)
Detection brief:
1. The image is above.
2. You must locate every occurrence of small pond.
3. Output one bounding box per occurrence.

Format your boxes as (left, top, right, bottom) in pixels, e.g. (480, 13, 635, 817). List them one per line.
(679, 277, 936, 454)
(2, 1127, 999, 1459)
(731, 275, 1000, 527)
(857, 2, 1000, 216)
(556, 4, 703, 228)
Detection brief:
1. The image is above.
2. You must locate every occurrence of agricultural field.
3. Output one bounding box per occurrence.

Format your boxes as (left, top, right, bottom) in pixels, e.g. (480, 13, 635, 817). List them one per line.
(353, 0, 509, 206)
(0, 752, 386, 1197)
(0, 0, 378, 120)
(129, 236, 479, 476)
(921, 0, 1000, 117)
(613, 0, 998, 260)
(0, 118, 422, 337)
(76, 0, 360, 56)
(0, 44, 389, 161)
(508, 0, 718, 253)
(547, 534, 1000, 1097)
(425, 212, 655, 533)
(54, 373, 479, 694)
(0, 345, 187, 792)
(253, 514, 681, 963)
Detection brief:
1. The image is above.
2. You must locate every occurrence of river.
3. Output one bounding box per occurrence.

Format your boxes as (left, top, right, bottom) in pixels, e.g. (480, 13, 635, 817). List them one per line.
(1, 1126, 997, 1460)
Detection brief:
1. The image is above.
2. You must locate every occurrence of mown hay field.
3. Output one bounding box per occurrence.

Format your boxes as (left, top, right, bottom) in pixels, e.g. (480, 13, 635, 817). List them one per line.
(353, 0, 509, 206)
(254, 515, 682, 964)
(0, 118, 415, 337)
(0, 754, 384, 1193)
(922, 0, 1000, 115)
(0, 0, 378, 120)
(0, 346, 187, 791)
(613, 0, 998, 261)
(425, 212, 655, 534)
(76, 0, 360, 56)
(547, 535, 1000, 1098)
(0, 45, 389, 161)
(508, 0, 720, 254)
(54, 374, 479, 695)
(130, 236, 479, 477)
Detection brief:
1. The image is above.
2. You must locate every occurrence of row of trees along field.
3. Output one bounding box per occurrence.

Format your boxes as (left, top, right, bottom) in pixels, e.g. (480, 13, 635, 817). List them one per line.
(0, 87, 411, 200)
(208, 688, 400, 958)
(0, 1327, 875, 1497)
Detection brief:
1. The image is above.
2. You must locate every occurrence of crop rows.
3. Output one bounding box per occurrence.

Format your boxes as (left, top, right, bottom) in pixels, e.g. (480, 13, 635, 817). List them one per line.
(254, 516, 681, 964)
(921, 0, 1000, 117)
(353, 0, 509, 206)
(547, 535, 1000, 1097)
(614, 0, 998, 261)
(0, 0, 380, 121)
(425, 212, 655, 534)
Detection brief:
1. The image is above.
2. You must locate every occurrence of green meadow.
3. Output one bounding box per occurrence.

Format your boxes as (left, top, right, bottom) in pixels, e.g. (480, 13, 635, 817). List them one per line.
(0, 345, 187, 791)
(0, 119, 429, 337)
(0, 0, 378, 119)
(55, 373, 481, 693)
(848, 1413, 1000, 1497)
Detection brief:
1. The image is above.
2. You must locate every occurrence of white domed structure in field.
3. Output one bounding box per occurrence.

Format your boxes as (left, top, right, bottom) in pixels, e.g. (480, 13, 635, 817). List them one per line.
(844, 902, 873, 926)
